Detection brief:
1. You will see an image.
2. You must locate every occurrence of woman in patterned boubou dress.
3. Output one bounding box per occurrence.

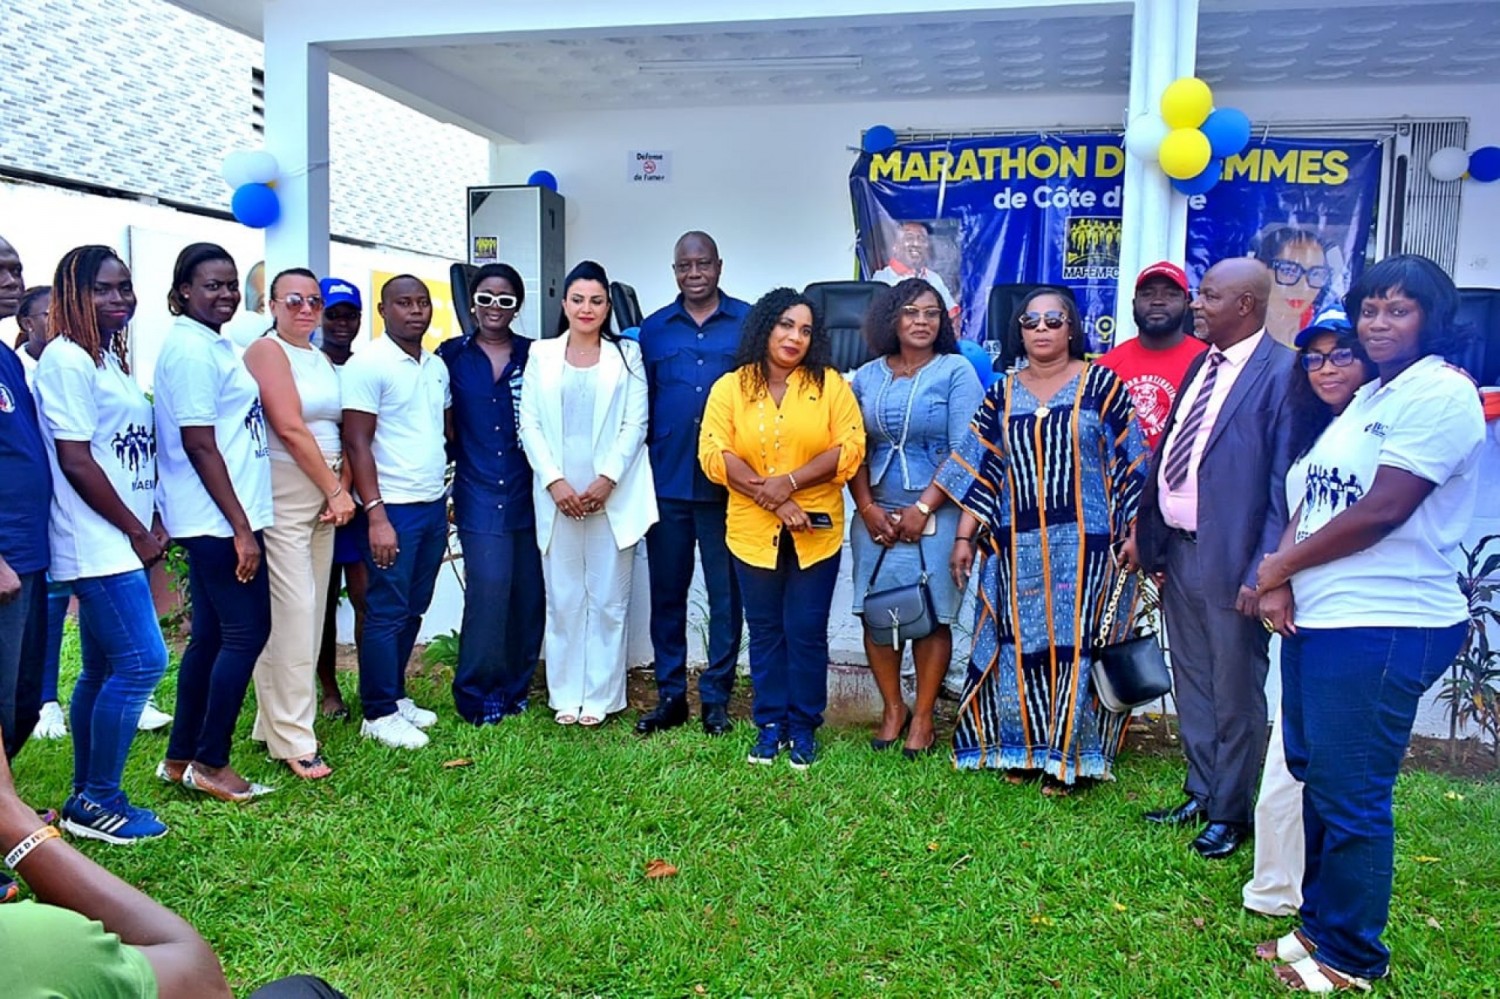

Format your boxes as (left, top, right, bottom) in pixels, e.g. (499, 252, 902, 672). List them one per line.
(939, 287, 1147, 796)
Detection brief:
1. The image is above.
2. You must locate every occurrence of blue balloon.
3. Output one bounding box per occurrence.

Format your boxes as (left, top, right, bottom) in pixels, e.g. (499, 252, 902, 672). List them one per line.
(957, 339, 995, 389)
(231, 183, 279, 228)
(619, 326, 641, 341)
(1200, 108, 1252, 159)
(1469, 146, 1500, 183)
(862, 125, 898, 155)
(1171, 159, 1223, 196)
(527, 169, 559, 191)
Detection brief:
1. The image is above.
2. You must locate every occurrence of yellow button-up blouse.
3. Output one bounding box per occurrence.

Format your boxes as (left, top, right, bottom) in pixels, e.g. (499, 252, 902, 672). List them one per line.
(698, 366, 866, 569)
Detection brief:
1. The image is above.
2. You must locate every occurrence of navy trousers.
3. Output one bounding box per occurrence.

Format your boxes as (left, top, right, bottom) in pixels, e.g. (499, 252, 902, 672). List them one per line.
(0, 569, 47, 760)
(452, 528, 545, 724)
(645, 498, 742, 705)
(357, 500, 448, 722)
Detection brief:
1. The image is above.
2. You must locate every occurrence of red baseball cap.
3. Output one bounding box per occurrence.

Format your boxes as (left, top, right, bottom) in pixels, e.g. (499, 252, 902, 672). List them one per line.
(1135, 261, 1190, 295)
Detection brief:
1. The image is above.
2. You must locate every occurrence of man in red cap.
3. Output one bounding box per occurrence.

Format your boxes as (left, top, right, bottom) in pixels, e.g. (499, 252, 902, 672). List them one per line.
(1098, 261, 1206, 449)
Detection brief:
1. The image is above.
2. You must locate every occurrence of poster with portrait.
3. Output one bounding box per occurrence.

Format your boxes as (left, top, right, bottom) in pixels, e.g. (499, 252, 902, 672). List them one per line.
(850, 134, 1384, 352)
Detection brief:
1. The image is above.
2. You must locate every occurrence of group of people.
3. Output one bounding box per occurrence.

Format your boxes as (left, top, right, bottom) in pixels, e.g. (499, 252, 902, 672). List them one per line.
(0, 224, 1487, 992)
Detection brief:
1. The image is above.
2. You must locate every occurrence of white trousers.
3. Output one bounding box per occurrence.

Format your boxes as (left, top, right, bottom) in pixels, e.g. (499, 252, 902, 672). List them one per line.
(251, 457, 335, 759)
(540, 512, 633, 718)
(1243, 705, 1305, 916)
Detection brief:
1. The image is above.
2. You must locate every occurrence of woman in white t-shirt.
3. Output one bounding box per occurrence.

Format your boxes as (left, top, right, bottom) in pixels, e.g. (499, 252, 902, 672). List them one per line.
(1254, 255, 1484, 992)
(244, 269, 355, 781)
(153, 243, 274, 805)
(33, 246, 170, 844)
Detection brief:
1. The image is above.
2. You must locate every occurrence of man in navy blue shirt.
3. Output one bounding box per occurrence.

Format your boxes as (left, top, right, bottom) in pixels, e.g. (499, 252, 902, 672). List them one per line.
(635, 232, 749, 737)
(0, 234, 53, 804)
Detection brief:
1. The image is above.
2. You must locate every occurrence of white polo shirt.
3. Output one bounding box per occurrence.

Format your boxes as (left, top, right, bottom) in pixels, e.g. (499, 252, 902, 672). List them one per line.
(33, 341, 157, 581)
(340, 334, 451, 504)
(153, 315, 273, 538)
(1291, 354, 1484, 628)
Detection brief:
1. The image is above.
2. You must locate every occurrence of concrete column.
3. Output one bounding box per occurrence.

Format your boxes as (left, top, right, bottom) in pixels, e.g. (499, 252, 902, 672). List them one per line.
(1115, 0, 1199, 342)
(262, 8, 330, 280)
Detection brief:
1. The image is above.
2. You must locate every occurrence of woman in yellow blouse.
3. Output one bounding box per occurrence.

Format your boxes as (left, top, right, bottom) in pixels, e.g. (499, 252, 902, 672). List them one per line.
(699, 288, 865, 769)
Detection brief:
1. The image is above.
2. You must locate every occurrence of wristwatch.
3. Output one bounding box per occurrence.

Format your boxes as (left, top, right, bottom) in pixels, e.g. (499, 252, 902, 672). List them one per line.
(914, 500, 932, 518)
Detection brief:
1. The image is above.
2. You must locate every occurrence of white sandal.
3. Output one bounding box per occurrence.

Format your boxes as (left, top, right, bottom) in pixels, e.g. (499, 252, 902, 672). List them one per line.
(1275, 956, 1372, 993)
(1256, 929, 1316, 963)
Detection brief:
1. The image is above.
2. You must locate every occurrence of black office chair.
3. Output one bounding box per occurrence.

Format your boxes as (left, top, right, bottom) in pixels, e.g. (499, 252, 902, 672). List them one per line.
(985, 283, 1078, 372)
(610, 281, 644, 333)
(1456, 287, 1500, 386)
(449, 263, 479, 339)
(802, 281, 884, 372)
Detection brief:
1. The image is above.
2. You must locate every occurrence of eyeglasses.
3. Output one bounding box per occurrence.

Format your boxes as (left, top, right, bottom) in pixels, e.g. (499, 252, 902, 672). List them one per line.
(1018, 310, 1068, 330)
(672, 259, 718, 275)
(1271, 259, 1333, 290)
(274, 294, 323, 312)
(1300, 347, 1357, 371)
(473, 291, 519, 309)
(899, 306, 944, 322)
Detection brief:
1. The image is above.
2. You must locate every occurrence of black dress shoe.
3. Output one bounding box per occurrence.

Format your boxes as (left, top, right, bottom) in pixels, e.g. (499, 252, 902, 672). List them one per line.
(1144, 798, 1207, 827)
(634, 696, 689, 736)
(1192, 821, 1251, 860)
(701, 703, 733, 736)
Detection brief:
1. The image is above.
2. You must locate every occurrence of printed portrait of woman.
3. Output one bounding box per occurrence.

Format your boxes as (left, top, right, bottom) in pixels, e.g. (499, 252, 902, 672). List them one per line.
(1251, 225, 1336, 346)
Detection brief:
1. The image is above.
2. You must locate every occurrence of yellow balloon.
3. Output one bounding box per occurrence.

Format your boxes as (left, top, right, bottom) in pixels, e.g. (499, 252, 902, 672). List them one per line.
(1159, 128, 1212, 180)
(1160, 77, 1214, 129)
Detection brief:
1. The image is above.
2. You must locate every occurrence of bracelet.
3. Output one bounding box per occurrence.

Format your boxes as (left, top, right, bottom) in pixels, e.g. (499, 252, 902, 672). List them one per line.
(787, 472, 800, 492)
(364, 497, 385, 511)
(5, 825, 59, 869)
(329, 484, 344, 500)
(955, 535, 976, 544)
(859, 501, 876, 516)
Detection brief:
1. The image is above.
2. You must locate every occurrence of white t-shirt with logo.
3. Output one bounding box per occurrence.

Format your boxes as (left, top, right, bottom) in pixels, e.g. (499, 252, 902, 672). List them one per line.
(153, 315, 273, 538)
(340, 334, 451, 504)
(33, 341, 157, 581)
(1291, 355, 1484, 628)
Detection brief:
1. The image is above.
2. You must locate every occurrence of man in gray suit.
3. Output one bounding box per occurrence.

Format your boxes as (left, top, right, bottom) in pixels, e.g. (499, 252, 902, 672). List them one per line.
(1130, 258, 1294, 860)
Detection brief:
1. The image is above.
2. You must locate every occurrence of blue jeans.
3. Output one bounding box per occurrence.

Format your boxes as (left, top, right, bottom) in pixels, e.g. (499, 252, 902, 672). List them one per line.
(733, 539, 840, 734)
(41, 578, 71, 703)
(358, 500, 448, 721)
(452, 528, 544, 724)
(1281, 623, 1468, 980)
(69, 570, 169, 801)
(0, 569, 47, 760)
(167, 535, 272, 769)
(646, 498, 742, 705)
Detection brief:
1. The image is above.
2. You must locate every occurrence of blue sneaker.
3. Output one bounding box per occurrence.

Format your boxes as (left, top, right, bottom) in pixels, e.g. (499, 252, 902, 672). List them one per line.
(60, 793, 168, 845)
(747, 724, 782, 766)
(787, 730, 818, 771)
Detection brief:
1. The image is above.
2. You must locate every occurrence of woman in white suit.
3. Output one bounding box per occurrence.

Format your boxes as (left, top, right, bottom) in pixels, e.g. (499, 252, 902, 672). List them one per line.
(519, 261, 658, 726)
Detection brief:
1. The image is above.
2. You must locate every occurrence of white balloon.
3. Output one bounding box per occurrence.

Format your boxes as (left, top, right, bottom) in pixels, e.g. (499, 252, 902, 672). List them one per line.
(1428, 146, 1470, 182)
(1125, 115, 1170, 163)
(220, 150, 259, 188)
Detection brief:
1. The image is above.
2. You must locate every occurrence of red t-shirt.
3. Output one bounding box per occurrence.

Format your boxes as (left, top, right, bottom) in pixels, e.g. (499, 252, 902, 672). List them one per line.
(1097, 336, 1208, 449)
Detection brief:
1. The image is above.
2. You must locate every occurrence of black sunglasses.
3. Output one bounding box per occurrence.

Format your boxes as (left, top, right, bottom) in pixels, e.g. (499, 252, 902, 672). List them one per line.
(1018, 310, 1068, 330)
(1301, 347, 1357, 372)
(473, 291, 519, 310)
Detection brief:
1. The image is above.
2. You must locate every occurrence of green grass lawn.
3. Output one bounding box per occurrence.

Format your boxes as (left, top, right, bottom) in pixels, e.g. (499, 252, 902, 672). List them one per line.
(12, 633, 1500, 998)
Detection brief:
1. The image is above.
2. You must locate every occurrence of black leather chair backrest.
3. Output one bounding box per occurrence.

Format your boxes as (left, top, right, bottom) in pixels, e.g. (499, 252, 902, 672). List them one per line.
(985, 282, 1077, 372)
(802, 281, 884, 373)
(1456, 287, 1500, 386)
(449, 263, 479, 339)
(610, 281, 644, 333)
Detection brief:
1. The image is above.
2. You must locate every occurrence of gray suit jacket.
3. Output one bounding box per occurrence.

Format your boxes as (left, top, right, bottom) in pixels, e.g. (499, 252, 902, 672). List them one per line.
(1137, 333, 1296, 608)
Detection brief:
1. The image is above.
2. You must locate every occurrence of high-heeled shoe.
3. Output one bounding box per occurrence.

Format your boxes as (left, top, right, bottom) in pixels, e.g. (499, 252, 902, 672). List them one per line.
(902, 737, 942, 761)
(870, 708, 912, 751)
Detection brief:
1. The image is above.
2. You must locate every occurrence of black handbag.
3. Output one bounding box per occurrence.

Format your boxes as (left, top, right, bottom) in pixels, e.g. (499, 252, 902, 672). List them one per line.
(861, 542, 937, 652)
(1092, 570, 1171, 713)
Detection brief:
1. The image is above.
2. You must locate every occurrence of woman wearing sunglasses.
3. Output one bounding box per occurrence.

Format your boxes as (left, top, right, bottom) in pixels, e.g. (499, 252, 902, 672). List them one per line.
(1253, 225, 1334, 347)
(1242, 306, 1373, 919)
(438, 263, 545, 725)
(243, 269, 355, 780)
(1254, 255, 1483, 992)
(938, 287, 1146, 796)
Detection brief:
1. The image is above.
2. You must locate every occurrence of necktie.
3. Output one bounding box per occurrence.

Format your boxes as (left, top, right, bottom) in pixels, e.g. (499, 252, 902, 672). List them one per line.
(1163, 351, 1224, 490)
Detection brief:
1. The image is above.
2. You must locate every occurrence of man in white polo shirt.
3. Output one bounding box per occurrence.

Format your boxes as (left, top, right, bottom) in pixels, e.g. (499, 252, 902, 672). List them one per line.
(341, 275, 451, 749)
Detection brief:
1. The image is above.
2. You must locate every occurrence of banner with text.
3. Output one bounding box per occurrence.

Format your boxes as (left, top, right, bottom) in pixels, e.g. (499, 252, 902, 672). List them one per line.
(850, 134, 1384, 350)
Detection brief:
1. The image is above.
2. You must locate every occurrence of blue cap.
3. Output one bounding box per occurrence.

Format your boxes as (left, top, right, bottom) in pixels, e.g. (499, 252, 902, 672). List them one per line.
(1293, 306, 1352, 349)
(320, 277, 362, 311)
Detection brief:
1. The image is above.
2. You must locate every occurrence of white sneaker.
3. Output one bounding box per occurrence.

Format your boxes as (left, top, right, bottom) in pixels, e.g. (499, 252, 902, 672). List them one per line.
(360, 712, 429, 749)
(396, 697, 437, 730)
(137, 699, 173, 732)
(35, 701, 68, 740)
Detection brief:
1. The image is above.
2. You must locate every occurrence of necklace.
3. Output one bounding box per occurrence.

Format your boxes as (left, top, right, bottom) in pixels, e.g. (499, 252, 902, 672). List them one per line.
(892, 353, 934, 378)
